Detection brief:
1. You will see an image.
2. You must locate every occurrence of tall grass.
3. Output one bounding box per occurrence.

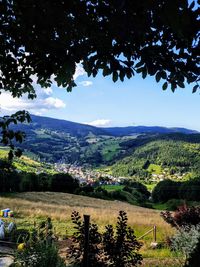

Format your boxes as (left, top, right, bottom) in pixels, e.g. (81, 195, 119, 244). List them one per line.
(0, 192, 178, 262)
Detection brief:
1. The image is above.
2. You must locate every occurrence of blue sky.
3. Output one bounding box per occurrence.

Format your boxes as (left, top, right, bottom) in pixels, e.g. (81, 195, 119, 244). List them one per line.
(53, 72, 199, 130)
(0, 65, 199, 130)
(0, 0, 199, 130)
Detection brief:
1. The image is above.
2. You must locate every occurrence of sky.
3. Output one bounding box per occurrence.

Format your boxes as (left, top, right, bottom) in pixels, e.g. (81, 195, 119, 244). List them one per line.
(0, 64, 199, 131)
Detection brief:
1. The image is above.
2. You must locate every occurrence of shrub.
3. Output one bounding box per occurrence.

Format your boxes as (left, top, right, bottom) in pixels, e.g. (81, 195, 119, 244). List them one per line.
(171, 224, 200, 267)
(13, 241, 65, 267)
(152, 179, 181, 203)
(12, 218, 65, 267)
(123, 181, 150, 200)
(170, 225, 200, 266)
(68, 210, 142, 267)
(51, 173, 79, 193)
(103, 211, 142, 267)
(165, 199, 186, 211)
(185, 237, 200, 267)
(161, 205, 200, 229)
(69, 211, 103, 267)
(179, 178, 200, 201)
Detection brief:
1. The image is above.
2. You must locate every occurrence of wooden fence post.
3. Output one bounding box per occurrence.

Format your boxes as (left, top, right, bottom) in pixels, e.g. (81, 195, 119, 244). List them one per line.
(82, 215, 90, 267)
(153, 225, 157, 242)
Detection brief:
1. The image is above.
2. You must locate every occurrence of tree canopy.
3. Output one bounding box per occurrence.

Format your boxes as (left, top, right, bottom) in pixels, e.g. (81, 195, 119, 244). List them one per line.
(1, 0, 199, 95)
(0, 0, 199, 157)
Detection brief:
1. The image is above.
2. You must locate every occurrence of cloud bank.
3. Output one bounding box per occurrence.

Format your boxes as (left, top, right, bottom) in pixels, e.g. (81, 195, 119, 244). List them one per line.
(0, 87, 66, 115)
(86, 119, 111, 127)
(78, 80, 93, 87)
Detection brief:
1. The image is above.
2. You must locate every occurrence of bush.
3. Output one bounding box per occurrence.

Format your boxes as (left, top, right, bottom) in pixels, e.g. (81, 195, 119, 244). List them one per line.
(69, 211, 103, 267)
(179, 178, 200, 201)
(123, 181, 150, 200)
(12, 218, 65, 267)
(170, 225, 200, 266)
(103, 211, 142, 267)
(68, 210, 142, 267)
(13, 241, 65, 267)
(161, 205, 200, 228)
(51, 173, 79, 193)
(152, 179, 181, 203)
(185, 237, 200, 267)
(165, 199, 186, 211)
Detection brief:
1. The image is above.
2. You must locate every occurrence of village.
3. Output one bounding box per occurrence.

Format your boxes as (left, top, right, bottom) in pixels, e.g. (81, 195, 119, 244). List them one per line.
(54, 163, 125, 186)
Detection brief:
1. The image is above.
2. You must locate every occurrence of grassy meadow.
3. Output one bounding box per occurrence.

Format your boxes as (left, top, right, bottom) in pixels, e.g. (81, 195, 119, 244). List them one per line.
(0, 192, 181, 266)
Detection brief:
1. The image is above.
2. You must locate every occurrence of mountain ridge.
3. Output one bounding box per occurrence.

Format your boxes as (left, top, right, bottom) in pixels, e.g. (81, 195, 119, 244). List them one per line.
(8, 114, 200, 168)
(27, 114, 199, 136)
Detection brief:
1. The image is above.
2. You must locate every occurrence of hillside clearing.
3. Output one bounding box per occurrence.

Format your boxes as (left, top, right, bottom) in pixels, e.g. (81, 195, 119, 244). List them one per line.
(0, 192, 178, 263)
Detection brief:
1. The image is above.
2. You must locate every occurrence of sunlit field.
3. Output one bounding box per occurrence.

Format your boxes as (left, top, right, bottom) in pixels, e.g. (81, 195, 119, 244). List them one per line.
(0, 192, 181, 266)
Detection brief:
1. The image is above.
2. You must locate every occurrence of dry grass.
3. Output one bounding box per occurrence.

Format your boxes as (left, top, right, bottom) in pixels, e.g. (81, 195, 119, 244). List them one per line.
(0, 192, 178, 262)
(0, 192, 170, 229)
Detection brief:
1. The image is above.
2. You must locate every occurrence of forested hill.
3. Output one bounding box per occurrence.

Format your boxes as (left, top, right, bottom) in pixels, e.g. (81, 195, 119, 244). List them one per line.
(110, 136, 200, 181)
(9, 115, 200, 171)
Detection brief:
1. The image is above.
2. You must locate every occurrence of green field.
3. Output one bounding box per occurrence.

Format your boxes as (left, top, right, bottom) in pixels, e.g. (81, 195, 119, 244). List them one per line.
(101, 184, 124, 191)
(0, 147, 55, 173)
(147, 164, 162, 174)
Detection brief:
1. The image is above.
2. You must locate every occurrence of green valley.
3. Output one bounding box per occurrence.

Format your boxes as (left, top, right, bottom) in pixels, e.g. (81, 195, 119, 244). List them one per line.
(8, 115, 200, 183)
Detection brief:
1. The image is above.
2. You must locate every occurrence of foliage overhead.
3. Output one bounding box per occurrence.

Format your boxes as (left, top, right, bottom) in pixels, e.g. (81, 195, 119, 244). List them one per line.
(0, 0, 199, 96)
(0, 111, 31, 159)
(0, 0, 199, 158)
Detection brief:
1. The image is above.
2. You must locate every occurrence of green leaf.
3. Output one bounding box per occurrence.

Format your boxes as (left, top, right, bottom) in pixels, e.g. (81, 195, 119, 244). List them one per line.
(189, 1, 195, 9)
(160, 71, 167, 80)
(156, 72, 161, 83)
(112, 71, 118, 82)
(135, 61, 144, 68)
(119, 71, 125, 82)
(103, 67, 111, 77)
(171, 82, 177, 92)
(136, 67, 144, 74)
(178, 82, 185, 88)
(192, 85, 199, 93)
(142, 68, 147, 79)
(92, 69, 98, 77)
(188, 76, 197, 83)
(126, 69, 132, 79)
(162, 82, 168, 90)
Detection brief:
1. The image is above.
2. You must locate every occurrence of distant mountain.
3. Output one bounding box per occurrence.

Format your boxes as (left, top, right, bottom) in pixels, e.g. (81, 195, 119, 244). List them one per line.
(16, 115, 198, 136)
(104, 126, 198, 136)
(15, 114, 108, 137)
(10, 114, 200, 166)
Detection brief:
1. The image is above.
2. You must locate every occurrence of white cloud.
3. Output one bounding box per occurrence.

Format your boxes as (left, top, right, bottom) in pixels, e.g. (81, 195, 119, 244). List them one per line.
(79, 81, 93, 87)
(73, 63, 86, 80)
(44, 97, 66, 108)
(42, 87, 53, 95)
(0, 92, 66, 115)
(86, 119, 112, 127)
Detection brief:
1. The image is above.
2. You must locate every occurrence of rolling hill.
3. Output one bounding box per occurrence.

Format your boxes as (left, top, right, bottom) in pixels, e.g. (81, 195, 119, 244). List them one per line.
(110, 137, 200, 180)
(7, 115, 200, 180)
